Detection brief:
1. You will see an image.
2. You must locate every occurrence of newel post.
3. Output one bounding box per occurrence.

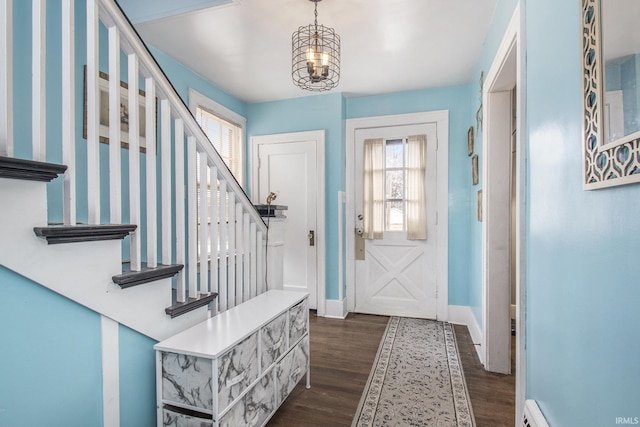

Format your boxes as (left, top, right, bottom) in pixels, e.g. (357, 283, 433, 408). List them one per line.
(255, 204, 287, 290)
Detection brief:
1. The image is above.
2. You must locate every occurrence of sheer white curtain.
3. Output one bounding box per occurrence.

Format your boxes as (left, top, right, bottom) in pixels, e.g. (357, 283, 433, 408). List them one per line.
(363, 138, 384, 239)
(407, 134, 427, 240)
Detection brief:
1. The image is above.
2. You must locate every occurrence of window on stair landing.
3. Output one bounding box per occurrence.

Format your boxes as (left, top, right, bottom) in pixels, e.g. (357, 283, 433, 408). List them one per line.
(189, 89, 247, 255)
(190, 90, 245, 187)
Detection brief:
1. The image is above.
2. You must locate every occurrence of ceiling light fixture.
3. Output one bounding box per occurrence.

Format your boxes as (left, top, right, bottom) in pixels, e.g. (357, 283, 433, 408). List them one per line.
(292, 0, 340, 91)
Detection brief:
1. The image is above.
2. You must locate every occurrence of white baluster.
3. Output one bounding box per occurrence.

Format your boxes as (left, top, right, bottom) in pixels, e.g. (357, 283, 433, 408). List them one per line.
(235, 204, 244, 304)
(227, 193, 236, 308)
(199, 153, 209, 294)
(187, 136, 198, 299)
(128, 54, 141, 271)
(243, 212, 250, 301)
(108, 26, 121, 224)
(175, 119, 185, 302)
(62, 0, 75, 225)
(209, 167, 219, 306)
(160, 100, 172, 266)
(256, 230, 264, 294)
(250, 222, 257, 298)
(218, 181, 228, 312)
(32, 0, 45, 162)
(86, 0, 100, 224)
(145, 77, 157, 268)
(0, 0, 13, 157)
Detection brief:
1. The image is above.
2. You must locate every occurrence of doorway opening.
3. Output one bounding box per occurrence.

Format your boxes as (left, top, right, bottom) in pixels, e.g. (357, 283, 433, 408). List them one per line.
(481, 3, 525, 422)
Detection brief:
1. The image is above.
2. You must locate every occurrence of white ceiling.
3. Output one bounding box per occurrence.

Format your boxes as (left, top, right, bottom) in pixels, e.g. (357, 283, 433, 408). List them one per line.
(134, 0, 499, 104)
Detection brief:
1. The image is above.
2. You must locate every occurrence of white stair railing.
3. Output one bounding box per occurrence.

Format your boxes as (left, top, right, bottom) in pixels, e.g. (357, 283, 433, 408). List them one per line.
(0, 0, 268, 314)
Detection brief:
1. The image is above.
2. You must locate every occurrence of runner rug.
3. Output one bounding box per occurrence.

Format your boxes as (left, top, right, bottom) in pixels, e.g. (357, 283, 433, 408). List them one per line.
(352, 317, 476, 427)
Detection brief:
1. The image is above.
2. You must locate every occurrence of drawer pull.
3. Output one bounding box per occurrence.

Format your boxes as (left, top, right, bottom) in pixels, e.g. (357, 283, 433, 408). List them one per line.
(225, 371, 246, 388)
(272, 337, 283, 350)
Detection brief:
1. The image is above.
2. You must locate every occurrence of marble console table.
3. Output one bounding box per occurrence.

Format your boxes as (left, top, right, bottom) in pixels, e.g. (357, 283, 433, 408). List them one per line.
(154, 290, 309, 427)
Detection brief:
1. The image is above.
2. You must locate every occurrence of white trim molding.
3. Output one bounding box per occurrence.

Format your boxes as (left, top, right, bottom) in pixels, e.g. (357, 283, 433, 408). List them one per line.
(345, 111, 449, 321)
(188, 88, 247, 187)
(325, 298, 348, 319)
(101, 316, 120, 427)
(448, 305, 484, 364)
(481, 2, 527, 421)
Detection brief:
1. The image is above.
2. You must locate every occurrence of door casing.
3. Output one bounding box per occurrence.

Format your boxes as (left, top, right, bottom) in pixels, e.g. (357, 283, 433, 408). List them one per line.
(481, 3, 526, 421)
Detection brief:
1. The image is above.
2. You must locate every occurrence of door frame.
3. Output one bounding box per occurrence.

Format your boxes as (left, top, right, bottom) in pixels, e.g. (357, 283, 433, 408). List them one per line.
(250, 130, 326, 316)
(481, 2, 526, 420)
(346, 111, 449, 321)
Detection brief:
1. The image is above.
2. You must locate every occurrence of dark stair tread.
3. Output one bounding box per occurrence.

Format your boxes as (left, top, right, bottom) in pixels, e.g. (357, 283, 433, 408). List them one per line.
(33, 224, 137, 244)
(0, 156, 67, 182)
(113, 262, 184, 289)
(165, 293, 218, 319)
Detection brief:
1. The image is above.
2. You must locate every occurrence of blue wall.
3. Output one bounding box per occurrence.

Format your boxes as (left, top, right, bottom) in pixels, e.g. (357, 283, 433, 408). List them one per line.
(525, 0, 640, 424)
(119, 325, 158, 427)
(0, 267, 160, 426)
(246, 85, 475, 304)
(346, 86, 473, 306)
(150, 47, 247, 119)
(0, 266, 104, 426)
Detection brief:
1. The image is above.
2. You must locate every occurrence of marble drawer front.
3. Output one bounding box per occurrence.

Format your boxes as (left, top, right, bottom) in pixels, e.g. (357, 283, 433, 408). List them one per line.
(260, 312, 287, 370)
(217, 331, 259, 411)
(219, 369, 276, 427)
(275, 336, 309, 406)
(162, 407, 213, 427)
(288, 299, 308, 345)
(162, 352, 213, 411)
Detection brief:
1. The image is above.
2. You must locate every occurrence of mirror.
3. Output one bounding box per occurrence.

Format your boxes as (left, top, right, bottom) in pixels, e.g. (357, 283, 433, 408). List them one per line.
(602, 0, 640, 144)
(582, 0, 640, 189)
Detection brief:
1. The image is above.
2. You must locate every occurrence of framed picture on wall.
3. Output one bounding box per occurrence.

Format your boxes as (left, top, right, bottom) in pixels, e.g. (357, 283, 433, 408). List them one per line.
(477, 189, 483, 221)
(468, 126, 474, 156)
(472, 154, 479, 185)
(83, 66, 152, 153)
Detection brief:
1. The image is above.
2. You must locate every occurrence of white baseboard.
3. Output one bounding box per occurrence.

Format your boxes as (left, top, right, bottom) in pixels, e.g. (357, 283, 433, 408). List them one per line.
(324, 298, 348, 319)
(448, 305, 484, 365)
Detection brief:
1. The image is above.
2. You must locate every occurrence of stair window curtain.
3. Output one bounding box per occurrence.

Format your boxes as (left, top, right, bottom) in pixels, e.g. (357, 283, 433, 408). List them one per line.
(362, 135, 428, 240)
(406, 134, 427, 240)
(363, 138, 385, 239)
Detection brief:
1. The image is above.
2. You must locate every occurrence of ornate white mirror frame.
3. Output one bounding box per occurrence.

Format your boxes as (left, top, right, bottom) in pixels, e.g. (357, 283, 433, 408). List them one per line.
(582, 0, 640, 189)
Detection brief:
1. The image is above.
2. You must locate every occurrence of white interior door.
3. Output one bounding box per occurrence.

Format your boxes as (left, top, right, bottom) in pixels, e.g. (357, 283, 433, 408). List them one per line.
(255, 138, 318, 309)
(354, 123, 438, 318)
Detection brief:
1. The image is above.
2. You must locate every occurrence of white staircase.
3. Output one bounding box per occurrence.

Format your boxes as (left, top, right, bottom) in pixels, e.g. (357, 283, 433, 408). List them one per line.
(0, 178, 206, 340)
(0, 0, 269, 341)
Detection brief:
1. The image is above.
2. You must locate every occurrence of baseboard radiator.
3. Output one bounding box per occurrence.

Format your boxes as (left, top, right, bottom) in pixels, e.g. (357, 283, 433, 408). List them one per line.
(523, 400, 550, 427)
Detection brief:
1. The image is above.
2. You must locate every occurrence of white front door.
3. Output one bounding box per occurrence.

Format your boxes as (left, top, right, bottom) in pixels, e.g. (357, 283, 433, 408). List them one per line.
(253, 134, 319, 309)
(354, 123, 438, 318)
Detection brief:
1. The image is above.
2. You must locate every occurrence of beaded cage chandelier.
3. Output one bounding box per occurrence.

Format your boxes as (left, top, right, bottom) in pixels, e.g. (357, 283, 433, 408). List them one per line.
(292, 0, 340, 91)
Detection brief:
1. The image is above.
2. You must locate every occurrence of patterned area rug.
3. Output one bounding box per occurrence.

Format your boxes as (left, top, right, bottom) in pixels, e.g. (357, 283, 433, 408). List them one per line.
(352, 317, 475, 427)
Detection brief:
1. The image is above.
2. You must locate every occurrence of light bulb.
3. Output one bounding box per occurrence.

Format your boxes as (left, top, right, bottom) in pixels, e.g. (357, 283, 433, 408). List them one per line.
(321, 52, 329, 66)
(306, 48, 315, 64)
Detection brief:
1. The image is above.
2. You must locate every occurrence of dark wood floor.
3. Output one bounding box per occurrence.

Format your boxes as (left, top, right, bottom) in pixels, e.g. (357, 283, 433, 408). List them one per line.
(454, 324, 516, 427)
(268, 312, 515, 427)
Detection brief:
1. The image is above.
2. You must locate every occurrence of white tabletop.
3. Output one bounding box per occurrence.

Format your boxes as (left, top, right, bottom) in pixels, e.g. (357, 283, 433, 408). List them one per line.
(154, 290, 308, 358)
